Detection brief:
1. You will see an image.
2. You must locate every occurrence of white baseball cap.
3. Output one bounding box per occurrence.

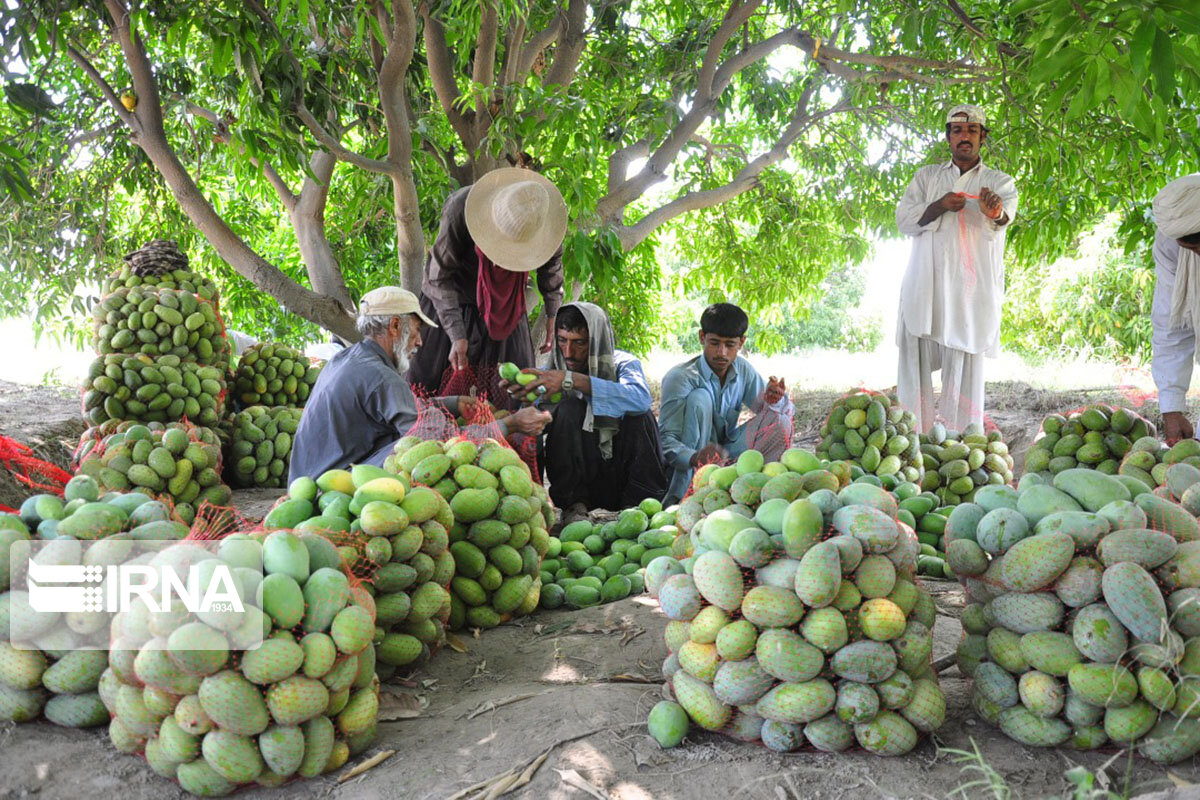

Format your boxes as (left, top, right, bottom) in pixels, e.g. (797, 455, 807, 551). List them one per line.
(358, 286, 437, 327)
(947, 104, 987, 126)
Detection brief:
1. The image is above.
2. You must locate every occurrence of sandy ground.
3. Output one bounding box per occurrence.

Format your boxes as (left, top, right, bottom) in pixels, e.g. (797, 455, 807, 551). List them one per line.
(4, 379, 1200, 799)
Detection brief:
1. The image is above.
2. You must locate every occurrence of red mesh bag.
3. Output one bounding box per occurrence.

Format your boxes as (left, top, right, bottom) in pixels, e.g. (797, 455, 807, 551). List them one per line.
(0, 434, 72, 496)
(948, 459, 1200, 761)
(72, 420, 229, 526)
(102, 522, 382, 788)
(648, 445, 945, 755)
(1024, 403, 1158, 481)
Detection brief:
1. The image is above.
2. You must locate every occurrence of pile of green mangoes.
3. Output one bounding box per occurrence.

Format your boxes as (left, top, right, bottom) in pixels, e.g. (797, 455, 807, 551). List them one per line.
(74, 422, 230, 524)
(1, 479, 189, 728)
(103, 265, 219, 301)
(917, 422, 1015, 505)
(261, 464, 455, 680)
(232, 343, 322, 408)
(538, 500, 669, 610)
(383, 435, 553, 633)
(226, 406, 303, 488)
(949, 466, 1200, 762)
(92, 287, 229, 366)
(1119, 437, 1200, 491)
(83, 354, 226, 428)
(1023, 404, 1155, 478)
(102, 531, 380, 792)
(644, 447, 945, 755)
(817, 390, 923, 484)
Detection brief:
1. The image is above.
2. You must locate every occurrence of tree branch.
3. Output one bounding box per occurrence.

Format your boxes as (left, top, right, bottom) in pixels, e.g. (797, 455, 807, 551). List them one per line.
(616, 87, 850, 250)
(473, 1, 499, 89)
(184, 101, 298, 210)
(542, 0, 589, 88)
(499, 12, 527, 86)
(943, 0, 1022, 57)
(419, 2, 475, 148)
(472, 1, 500, 146)
(606, 138, 651, 196)
(91, 0, 356, 340)
(517, 10, 563, 78)
(379, 0, 417, 170)
(294, 104, 395, 173)
(64, 43, 137, 130)
(64, 121, 121, 149)
(698, 1, 763, 97)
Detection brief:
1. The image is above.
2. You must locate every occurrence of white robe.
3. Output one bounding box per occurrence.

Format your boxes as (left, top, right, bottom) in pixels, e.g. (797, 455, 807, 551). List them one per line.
(895, 159, 1019, 356)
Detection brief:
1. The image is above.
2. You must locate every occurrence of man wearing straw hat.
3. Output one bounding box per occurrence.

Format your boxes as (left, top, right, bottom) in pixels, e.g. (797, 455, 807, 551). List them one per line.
(895, 104, 1018, 434)
(1150, 174, 1200, 445)
(290, 286, 551, 481)
(408, 168, 567, 403)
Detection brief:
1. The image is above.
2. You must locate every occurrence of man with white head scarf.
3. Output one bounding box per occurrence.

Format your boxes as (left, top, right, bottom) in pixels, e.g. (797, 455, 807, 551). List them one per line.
(1151, 174, 1200, 444)
(895, 104, 1019, 433)
(503, 302, 667, 516)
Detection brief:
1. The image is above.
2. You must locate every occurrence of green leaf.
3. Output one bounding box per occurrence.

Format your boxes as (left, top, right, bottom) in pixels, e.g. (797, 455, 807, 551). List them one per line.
(1129, 19, 1156, 82)
(1151, 27, 1176, 101)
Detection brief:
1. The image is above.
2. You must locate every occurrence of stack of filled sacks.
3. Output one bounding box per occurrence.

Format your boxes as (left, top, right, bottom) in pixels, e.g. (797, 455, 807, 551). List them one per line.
(1, 478, 189, 727)
(1120, 438, 1200, 492)
(1023, 405, 1155, 479)
(224, 406, 304, 489)
(644, 448, 946, 754)
(261, 464, 455, 680)
(538, 501, 667, 610)
(73, 421, 230, 525)
(82, 240, 228, 430)
(231, 343, 322, 409)
(102, 531, 380, 793)
(381, 435, 552, 633)
(949, 465, 1200, 762)
(816, 390, 924, 485)
(917, 422, 1015, 504)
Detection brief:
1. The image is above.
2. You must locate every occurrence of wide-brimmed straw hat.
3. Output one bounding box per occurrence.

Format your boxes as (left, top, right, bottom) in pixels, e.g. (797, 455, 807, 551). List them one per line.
(465, 168, 567, 272)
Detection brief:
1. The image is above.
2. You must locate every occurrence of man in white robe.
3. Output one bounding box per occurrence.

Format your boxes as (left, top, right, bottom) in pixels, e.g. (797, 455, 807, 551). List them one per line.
(1150, 174, 1200, 444)
(895, 104, 1018, 433)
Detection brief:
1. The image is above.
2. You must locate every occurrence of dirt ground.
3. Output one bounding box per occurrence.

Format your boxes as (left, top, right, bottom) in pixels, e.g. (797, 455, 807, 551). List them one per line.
(3, 379, 1200, 799)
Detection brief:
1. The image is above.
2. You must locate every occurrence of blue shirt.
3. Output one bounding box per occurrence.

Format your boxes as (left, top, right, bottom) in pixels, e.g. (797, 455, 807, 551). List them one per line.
(585, 350, 653, 417)
(289, 340, 430, 481)
(658, 354, 794, 471)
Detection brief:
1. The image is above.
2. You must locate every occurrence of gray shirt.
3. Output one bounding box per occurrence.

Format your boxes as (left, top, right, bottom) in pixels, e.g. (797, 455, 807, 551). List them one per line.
(289, 340, 438, 481)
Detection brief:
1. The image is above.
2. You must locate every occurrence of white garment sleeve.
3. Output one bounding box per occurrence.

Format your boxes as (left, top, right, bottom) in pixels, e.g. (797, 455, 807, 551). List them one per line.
(1151, 231, 1195, 414)
(895, 168, 939, 237)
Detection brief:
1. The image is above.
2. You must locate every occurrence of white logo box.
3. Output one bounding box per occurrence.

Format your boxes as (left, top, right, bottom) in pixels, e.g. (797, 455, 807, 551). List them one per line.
(7, 538, 264, 652)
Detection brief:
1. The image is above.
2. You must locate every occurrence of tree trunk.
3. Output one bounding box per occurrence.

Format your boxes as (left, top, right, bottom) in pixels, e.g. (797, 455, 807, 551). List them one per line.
(292, 151, 355, 315)
(392, 172, 426, 294)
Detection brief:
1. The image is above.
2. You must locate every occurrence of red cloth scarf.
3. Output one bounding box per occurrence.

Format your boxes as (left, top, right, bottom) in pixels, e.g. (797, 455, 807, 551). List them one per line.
(475, 245, 527, 341)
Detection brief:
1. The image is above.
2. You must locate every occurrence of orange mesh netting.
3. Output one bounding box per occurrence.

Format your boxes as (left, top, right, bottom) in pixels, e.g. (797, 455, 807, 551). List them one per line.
(0, 434, 72, 495)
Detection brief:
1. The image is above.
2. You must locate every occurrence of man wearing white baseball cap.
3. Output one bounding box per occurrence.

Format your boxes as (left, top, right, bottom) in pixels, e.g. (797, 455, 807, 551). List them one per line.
(1150, 173, 1200, 444)
(894, 104, 1019, 432)
(290, 286, 550, 481)
(408, 167, 567, 404)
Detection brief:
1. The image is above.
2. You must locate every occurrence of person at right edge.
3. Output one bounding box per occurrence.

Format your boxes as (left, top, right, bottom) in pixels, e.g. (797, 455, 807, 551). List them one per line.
(407, 167, 567, 404)
(895, 104, 1018, 434)
(1150, 173, 1200, 445)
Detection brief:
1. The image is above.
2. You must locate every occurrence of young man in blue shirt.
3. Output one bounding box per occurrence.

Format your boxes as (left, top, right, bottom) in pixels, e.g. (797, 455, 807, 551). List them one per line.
(659, 303, 793, 504)
(504, 302, 667, 516)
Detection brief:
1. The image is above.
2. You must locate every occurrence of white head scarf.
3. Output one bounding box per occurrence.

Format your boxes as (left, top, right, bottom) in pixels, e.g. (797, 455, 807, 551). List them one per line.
(1154, 174, 1200, 332)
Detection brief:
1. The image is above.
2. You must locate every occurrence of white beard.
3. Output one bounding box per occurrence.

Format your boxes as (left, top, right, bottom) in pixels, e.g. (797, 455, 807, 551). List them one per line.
(392, 335, 416, 374)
